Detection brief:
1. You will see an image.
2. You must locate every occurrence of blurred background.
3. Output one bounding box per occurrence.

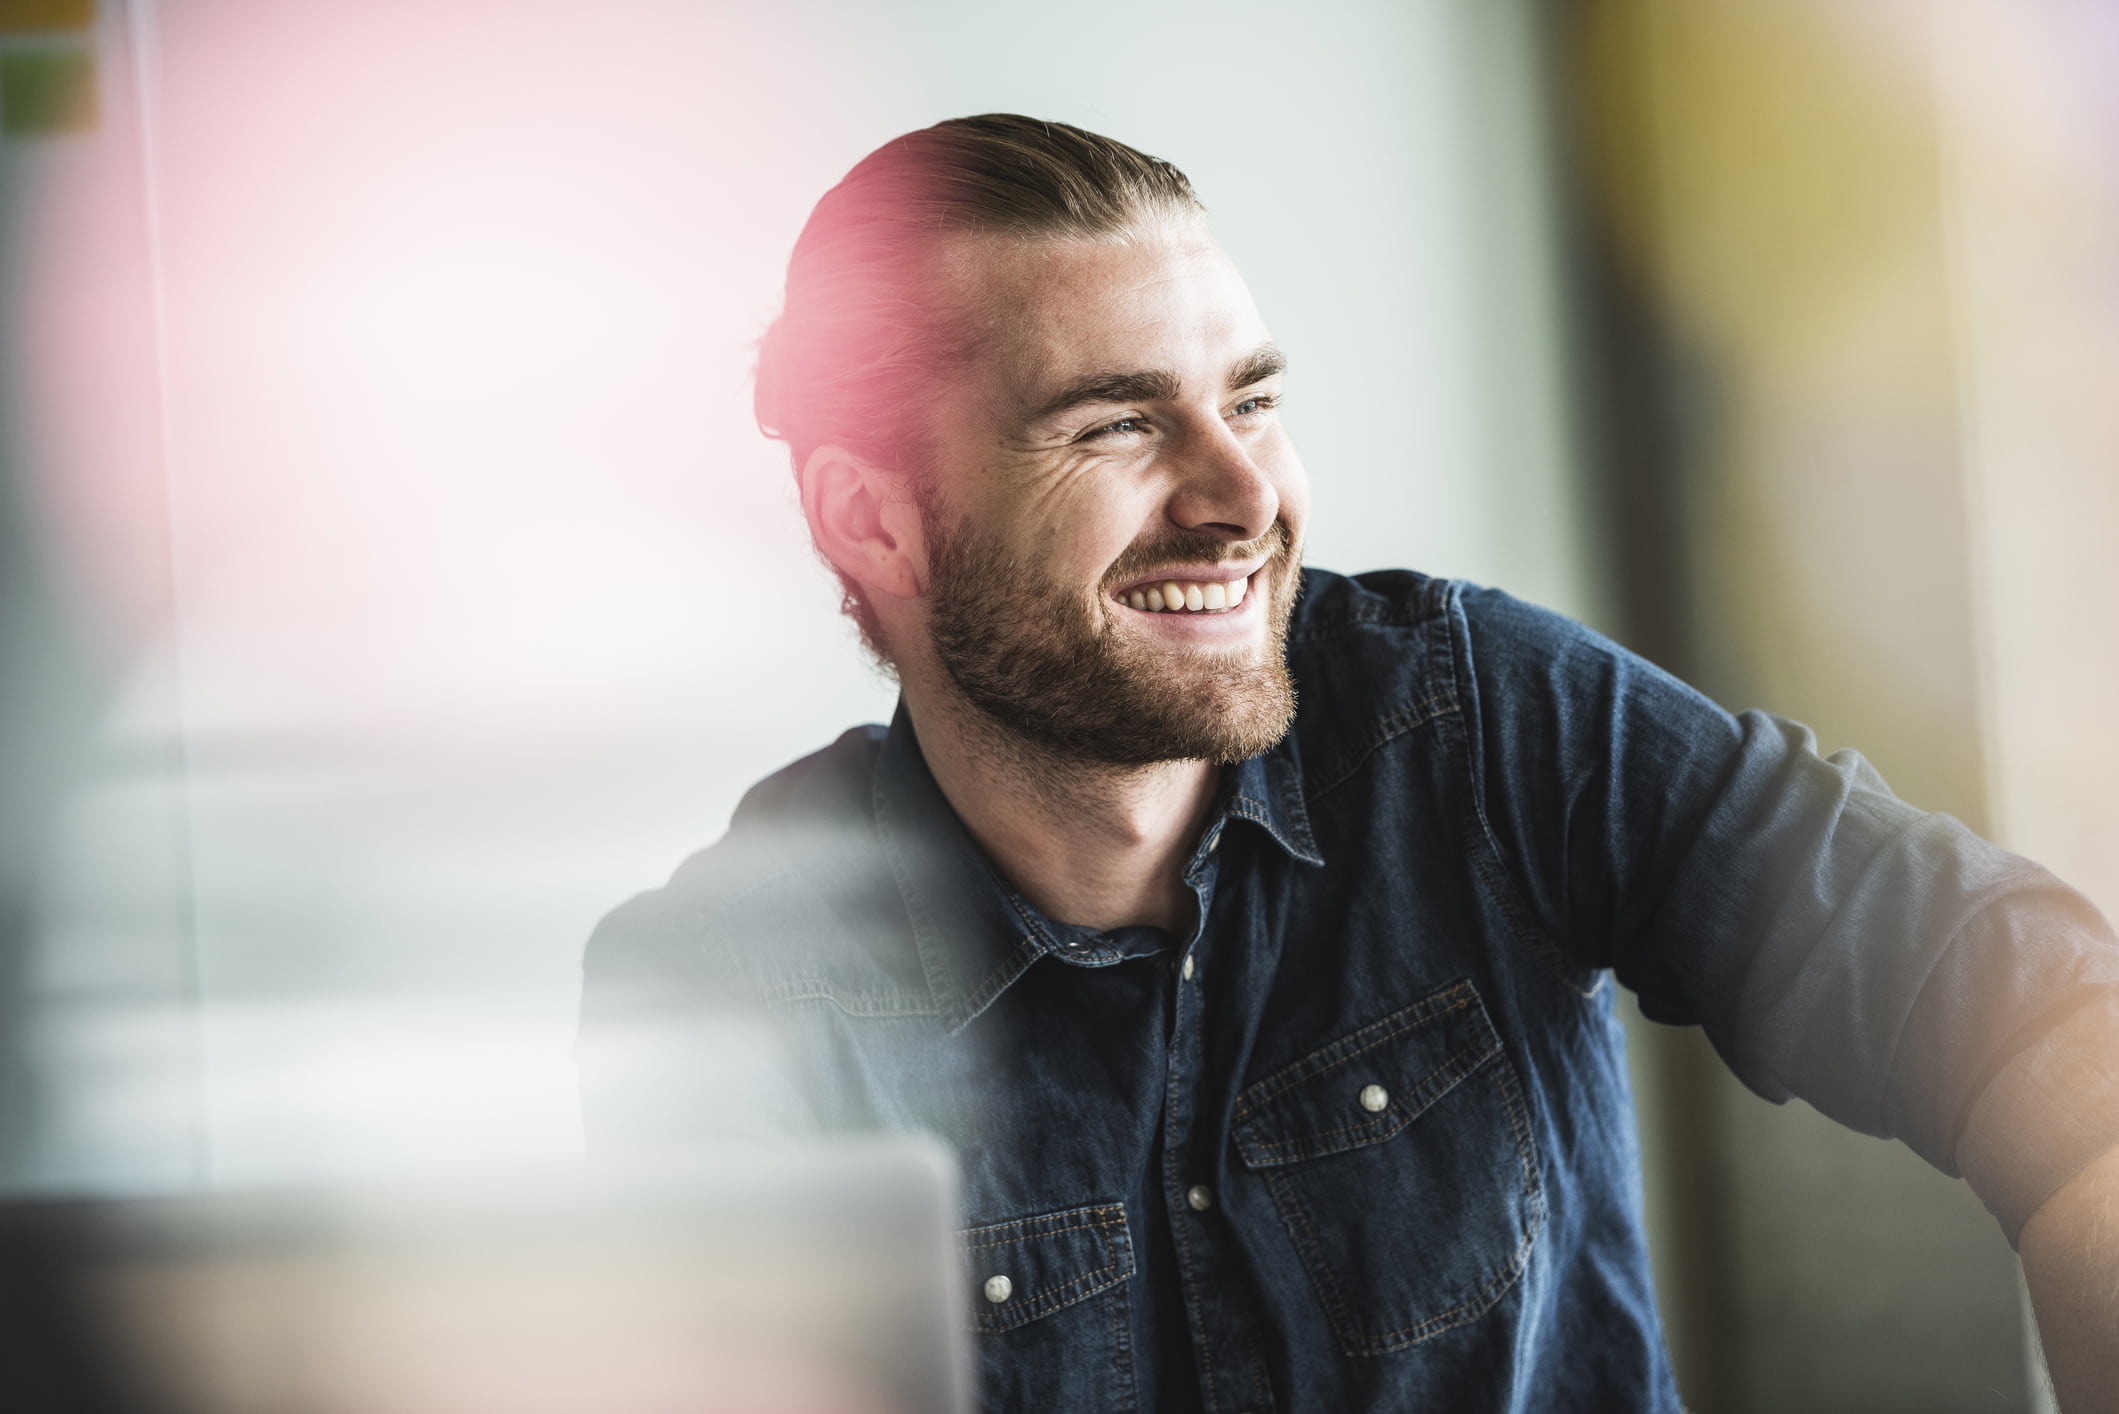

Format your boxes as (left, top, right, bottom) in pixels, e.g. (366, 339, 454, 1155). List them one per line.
(3, 0, 2116, 1408)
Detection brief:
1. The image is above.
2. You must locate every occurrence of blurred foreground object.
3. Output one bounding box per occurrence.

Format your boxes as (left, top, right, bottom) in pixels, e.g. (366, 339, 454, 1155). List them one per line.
(0, 1140, 968, 1414)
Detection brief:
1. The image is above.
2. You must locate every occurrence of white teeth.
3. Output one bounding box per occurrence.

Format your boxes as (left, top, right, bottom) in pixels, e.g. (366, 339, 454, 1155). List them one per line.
(1123, 576, 1252, 613)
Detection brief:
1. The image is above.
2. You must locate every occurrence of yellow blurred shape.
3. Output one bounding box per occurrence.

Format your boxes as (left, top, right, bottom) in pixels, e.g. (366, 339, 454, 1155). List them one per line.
(0, 0, 93, 33)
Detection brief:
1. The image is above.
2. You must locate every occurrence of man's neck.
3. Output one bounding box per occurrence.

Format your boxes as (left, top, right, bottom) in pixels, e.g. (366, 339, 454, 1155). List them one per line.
(904, 688, 1219, 936)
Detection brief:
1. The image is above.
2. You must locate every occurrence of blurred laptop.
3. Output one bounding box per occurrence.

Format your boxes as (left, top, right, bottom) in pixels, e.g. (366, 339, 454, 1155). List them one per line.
(0, 1138, 969, 1414)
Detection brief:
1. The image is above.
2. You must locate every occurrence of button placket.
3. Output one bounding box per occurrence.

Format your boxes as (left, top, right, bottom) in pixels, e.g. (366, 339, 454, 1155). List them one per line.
(1162, 829, 1276, 1411)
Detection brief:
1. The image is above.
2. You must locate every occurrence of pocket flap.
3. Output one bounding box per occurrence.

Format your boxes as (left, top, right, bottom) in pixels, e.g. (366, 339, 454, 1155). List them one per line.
(1234, 979, 1503, 1169)
(959, 1202, 1132, 1334)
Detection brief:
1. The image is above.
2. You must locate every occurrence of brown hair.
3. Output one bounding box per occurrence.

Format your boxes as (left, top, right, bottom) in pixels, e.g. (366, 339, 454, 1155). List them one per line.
(754, 114, 1205, 659)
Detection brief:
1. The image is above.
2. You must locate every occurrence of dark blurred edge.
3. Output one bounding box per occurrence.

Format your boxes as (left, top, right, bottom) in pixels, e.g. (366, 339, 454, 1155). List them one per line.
(1535, 1, 1738, 1407)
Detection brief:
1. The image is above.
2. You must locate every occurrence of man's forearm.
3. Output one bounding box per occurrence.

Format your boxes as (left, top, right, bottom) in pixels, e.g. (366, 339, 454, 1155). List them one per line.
(2021, 1142, 2119, 1413)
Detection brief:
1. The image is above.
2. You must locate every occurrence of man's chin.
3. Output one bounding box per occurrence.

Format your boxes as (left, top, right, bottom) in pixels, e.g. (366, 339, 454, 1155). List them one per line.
(1089, 654, 1295, 765)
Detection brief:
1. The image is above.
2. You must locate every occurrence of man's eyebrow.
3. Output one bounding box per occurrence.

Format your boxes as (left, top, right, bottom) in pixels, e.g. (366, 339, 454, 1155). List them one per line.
(1022, 343, 1287, 428)
(1027, 369, 1183, 426)
(1227, 343, 1287, 391)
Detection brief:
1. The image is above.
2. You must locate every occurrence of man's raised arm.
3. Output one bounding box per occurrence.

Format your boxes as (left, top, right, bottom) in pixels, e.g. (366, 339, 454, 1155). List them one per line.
(2021, 1141, 2119, 1412)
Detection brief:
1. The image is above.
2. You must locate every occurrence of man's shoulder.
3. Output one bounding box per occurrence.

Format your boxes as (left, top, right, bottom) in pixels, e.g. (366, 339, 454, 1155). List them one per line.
(1280, 568, 1645, 795)
(1292, 565, 1601, 641)
(1287, 565, 1449, 636)
(586, 724, 903, 989)
(1286, 566, 1604, 700)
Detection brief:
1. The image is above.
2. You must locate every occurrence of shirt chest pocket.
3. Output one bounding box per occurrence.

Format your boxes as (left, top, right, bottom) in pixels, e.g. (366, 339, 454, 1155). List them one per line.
(960, 1202, 1137, 1411)
(1233, 979, 1546, 1356)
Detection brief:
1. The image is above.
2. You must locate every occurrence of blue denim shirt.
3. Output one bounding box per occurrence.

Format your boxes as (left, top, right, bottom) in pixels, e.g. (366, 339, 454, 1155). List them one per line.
(579, 569, 2119, 1412)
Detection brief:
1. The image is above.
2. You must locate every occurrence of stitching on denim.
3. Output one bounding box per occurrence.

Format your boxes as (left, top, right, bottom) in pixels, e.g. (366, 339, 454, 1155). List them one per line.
(963, 1211, 1133, 1333)
(1436, 587, 1597, 994)
(975, 1266, 1126, 1331)
(760, 980, 943, 1017)
(998, 878, 1061, 954)
(1356, 1063, 1548, 1349)
(1462, 786, 1588, 992)
(1242, 992, 1470, 1106)
(1277, 767, 1324, 861)
(1283, 588, 1435, 642)
(952, 933, 1048, 1028)
(1266, 1166, 1361, 1344)
(1236, 1319, 1277, 1414)
(683, 860, 802, 939)
(1236, 984, 1480, 1115)
(1159, 990, 1224, 1412)
(1225, 795, 1316, 864)
(1303, 689, 1458, 804)
(1342, 1079, 1524, 1348)
(991, 1260, 1121, 1322)
(1237, 1044, 1499, 1164)
(1251, 1026, 1549, 1355)
(961, 1209, 1125, 1250)
(1107, 1237, 1139, 1412)
(873, 756, 966, 1020)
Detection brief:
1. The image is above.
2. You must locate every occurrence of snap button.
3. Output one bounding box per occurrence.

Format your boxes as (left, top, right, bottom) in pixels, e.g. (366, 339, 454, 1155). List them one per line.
(1359, 1084, 1390, 1113)
(982, 1274, 1013, 1304)
(1205, 826, 1223, 853)
(1181, 954, 1196, 982)
(1186, 1184, 1214, 1212)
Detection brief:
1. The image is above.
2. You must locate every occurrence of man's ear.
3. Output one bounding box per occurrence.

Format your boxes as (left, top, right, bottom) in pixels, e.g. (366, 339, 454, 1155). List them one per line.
(798, 444, 929, 602)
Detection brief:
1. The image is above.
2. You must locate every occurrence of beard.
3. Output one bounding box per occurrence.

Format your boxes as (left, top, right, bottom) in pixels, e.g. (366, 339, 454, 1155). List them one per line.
(922, 506, 1301, 768)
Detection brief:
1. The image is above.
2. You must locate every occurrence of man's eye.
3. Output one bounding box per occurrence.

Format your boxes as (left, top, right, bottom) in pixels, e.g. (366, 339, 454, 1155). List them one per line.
(1230, 394, 1279, 419)
(1085, 416, 1145, 440)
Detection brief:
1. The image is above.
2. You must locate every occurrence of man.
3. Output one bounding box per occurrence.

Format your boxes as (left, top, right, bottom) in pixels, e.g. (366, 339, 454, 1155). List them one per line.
(580, 116, 2119, 1410)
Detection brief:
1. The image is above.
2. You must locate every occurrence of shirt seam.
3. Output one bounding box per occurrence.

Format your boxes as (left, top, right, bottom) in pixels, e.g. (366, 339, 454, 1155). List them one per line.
(1442, 583, 1602, 996)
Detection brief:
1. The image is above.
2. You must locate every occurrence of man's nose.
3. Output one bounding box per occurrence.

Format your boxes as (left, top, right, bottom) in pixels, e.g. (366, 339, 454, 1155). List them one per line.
(1166, 418, 1279, 542)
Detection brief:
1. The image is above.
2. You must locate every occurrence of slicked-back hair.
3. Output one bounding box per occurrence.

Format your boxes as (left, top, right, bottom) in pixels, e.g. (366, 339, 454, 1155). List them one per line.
(754, 114, 1206, 660)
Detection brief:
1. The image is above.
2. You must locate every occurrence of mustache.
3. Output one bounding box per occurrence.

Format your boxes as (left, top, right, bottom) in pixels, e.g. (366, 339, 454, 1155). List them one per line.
(1101, 520, 1293, 589)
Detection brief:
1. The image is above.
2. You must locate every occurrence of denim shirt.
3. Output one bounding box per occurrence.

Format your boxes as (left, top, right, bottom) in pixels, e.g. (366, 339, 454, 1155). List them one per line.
(579, 569, 2119, 1413)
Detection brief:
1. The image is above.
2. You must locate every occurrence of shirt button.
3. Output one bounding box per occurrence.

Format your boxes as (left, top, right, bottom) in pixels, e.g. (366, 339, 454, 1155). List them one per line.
(983, 1274, 1013, 1304)
(1186, 1184, 1214, 1212)
(1181, 954, 1196, 982)
(1359, 1084, 1390, 1113)
(1205, 826, 1223, 853)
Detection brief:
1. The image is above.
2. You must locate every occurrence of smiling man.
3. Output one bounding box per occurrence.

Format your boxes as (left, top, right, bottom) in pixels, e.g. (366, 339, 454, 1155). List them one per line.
(580, 116, 2119, 1411)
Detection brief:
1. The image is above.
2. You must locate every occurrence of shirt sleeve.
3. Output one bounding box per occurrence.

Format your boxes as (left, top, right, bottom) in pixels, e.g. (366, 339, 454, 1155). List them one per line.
(1451, 583, 2119, 1244)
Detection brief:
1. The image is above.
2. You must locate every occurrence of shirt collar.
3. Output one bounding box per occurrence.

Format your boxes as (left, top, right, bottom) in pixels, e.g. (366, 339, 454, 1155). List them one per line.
(872, 699, 1324, 1034)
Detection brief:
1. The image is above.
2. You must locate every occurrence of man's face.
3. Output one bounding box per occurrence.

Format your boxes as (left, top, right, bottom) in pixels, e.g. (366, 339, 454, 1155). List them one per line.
(912, 225, 1310, 766)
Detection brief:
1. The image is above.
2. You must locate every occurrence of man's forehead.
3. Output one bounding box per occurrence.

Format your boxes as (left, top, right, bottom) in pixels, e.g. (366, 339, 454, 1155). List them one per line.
(935, 227, 1271, 407)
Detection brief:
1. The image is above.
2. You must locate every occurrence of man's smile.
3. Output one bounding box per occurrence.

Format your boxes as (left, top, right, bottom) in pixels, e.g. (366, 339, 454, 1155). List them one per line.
(1113, 572, 1251, 614)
